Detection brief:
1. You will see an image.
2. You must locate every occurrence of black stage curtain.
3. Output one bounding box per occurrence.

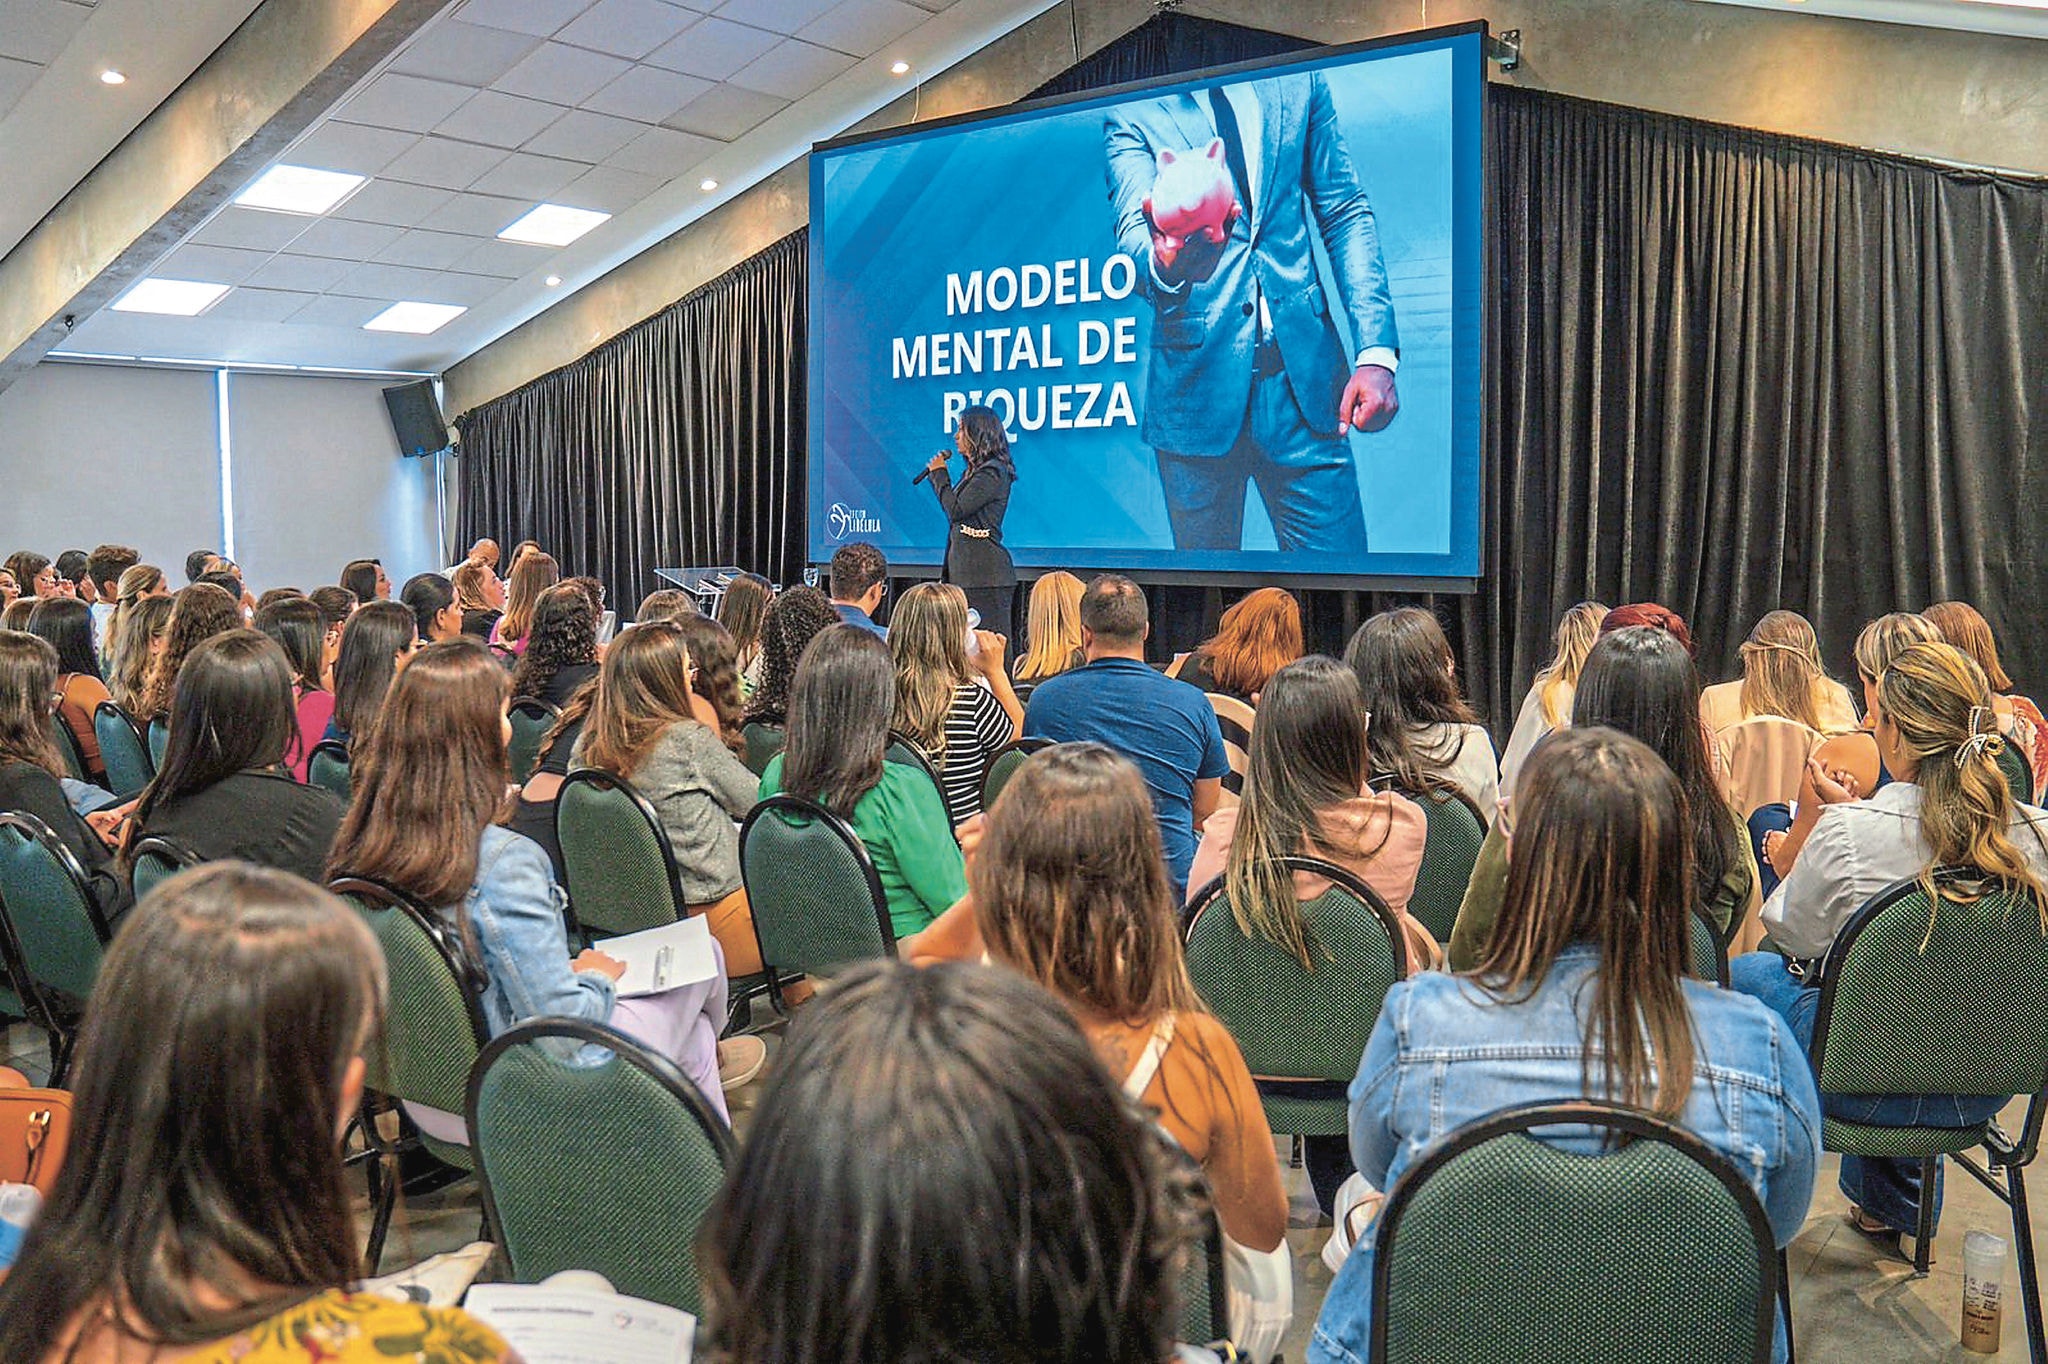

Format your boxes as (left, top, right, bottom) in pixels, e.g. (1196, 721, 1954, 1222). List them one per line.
(458, 14, 2048, 737)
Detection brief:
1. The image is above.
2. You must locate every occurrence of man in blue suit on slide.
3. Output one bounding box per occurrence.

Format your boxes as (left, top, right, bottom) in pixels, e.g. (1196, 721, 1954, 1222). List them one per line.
(1105, 72, 1399, 553)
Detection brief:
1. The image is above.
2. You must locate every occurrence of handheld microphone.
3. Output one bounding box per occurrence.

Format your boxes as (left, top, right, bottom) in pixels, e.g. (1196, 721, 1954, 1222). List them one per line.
(911, 451, 948, 487)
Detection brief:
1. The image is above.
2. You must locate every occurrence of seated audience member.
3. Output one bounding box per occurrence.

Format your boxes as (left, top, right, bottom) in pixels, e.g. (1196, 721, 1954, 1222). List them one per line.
(0, 600, 31, 631)
(1450, 625, 1753, 970)
(510, 584, 601, 709)
(760, 626, 965, 940)
(491, 550, 559, 656)
(1012, 569, 1086, 696)
(183, 548, 216, 584)
(28, 597, 112, 780)
(449, 536, 500, 577)
(0, 567, 16, 607)
(124, 632, 345, 883)
(452, 558, 504, 640)
(636, 587, 698, 623)
(0, 862, 517, 1364)
(104, 563, 169, 654)
(674, 614, 748, 758)
(715, 571, 773, 696)
(327, 639, 734, 1121)
(572, 620, 764, 978)
(53, 550, 93, 602)
(255, 595, 336, 782)
(563, 574, 606, 617)
(827, 541, 890, 637)
(1701, 609, 1859, 737)
(194, 569, 251, 621)
(972, 743, 1290, 1359)
(401, 571, 464, 644)
(0, 633, 127, 917)
(1497, 600, 1607, 800)
(1173, 586, 1303, 704)
(1024, 575, 1227, 898)
(1345, 607, 1498, 818)
(702, 959, 1206, 1364)
(137, 582, 241, 723)
(509, 538, 542, 569)
(84, 544, 138, 649)
(741, 585, 840, 728)
(308, 584, 356, 631)
(1732, 641, 2048, 1250)
(890, 582, 1022, 825)
(106, 593, 173, 718)
(326, 600, 416, 750)
(1313, 726, 1819, 1364)
(505, 679, 594, 884)
(339, 557, 389, 603)
(1925, 599, 2048, 793)
(7, 551, 59, 601)
(253, 587, 305, 613)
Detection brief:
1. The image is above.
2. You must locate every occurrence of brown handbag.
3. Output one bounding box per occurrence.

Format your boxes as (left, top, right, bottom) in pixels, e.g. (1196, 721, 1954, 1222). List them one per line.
(0, 1087, 71, 1193)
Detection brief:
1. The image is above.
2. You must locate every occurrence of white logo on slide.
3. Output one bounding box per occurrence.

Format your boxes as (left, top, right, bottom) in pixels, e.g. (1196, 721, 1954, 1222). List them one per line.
(828, 503, 880, 539)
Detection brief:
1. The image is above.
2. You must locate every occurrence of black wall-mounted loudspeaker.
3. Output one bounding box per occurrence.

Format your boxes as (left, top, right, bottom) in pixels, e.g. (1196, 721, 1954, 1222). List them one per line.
(383, 378, 450, 458)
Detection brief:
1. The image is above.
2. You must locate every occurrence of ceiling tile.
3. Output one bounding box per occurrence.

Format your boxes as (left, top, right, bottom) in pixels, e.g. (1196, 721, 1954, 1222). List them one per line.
(0, 56, 37, 122)
(664, 82, 786, 140)
(727, 37, 855, 99)
(190, 206, 312, 252)
(288, 295, 396, 329)
(454, 0, 593, 37)
(376, 229, 485, 270)
(468, 151, 587, 200)
(381, 135, 513, 189)
(151, 243, 274, 285)
(581, 64, 710, 122)
(287, 216, 406, 260)
(337, 73, 477, 134)
(554, 163, 663, 214)
(555, 0, 698, 59)
(0, 0, 92, 65)
(644, 16, 778, 80)
(409, 271, 507, 306)
(603, 125, 715, 176)
(285, 121, 422, 177)
(434, 89, 567, 148)
(455, 237, 551, 278)
(418, 191, 530, 237)
(332, 179, 458, 228)
(710, 0, 838, 36)
(496, 41, 631, 104)
(203, 288, 318, 323)
(336, 262, 481, 305)
(243, 253, 355, 293)
(796, 0, 926, 57)
(388, 20, 544, 86)
(522, 107, 641, 161)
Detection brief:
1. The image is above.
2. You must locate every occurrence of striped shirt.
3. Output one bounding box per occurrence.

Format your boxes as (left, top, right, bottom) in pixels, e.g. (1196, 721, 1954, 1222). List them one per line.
(937, 682, 1013, 825)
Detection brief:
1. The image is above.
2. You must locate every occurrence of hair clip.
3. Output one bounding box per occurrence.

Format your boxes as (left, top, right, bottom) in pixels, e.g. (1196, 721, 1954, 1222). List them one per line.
(1956, 731, 2000, 770)
(1969, 704, 1993, 738)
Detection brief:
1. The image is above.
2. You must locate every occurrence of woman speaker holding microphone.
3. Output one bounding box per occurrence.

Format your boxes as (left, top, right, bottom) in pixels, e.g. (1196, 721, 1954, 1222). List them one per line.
(921, 404, 1018, 642)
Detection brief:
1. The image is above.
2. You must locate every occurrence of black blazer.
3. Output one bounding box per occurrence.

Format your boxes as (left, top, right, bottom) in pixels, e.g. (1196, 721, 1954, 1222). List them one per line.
(0, 759, 130, 919)
(135, 770, 344, 887)
(930, 460, 1017, 589)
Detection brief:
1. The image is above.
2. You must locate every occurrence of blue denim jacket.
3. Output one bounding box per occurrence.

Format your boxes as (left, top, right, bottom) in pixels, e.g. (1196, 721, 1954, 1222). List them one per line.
(1309, 946, 1822, 1364)
(462, 825, 615, 1037)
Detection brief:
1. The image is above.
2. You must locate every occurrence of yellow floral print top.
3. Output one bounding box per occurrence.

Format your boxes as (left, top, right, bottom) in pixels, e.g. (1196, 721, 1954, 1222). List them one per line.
(186, 1290, 510, 1364)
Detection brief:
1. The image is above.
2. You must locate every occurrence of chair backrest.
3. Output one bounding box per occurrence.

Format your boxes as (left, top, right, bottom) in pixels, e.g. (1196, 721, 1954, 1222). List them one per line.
(739, 794, 894, 988)
(467, 1017, 733, 1312)
(1402, 785, 1487, 944)
(507, 698, 560, 785)
(1717, 716, 1822, 815)
(555, 769, 684, 938)
(1370, 1099, 1776, 1364)
(1206, 692, 1254, 800)
(146, 719, 169, 768)
(92, 702, 154, 798)
(1997, 739, 2034, 807)
(1176, 1157, 1231, 1349)
(329, 877, 489, 1116)
(0, 813, 110, 1020)
(306, 741, 352, 800)
(1689, 908, 1728, 987)
(884, 731, 946, 805)
(1810, 868, 2048, 1100)
(740, 722, 785, 777)
(128, 835, 201, 903)
(47, 717, 87, 784)
(981, 737, 1053, 813)
(1184, 857, 1406, 1137)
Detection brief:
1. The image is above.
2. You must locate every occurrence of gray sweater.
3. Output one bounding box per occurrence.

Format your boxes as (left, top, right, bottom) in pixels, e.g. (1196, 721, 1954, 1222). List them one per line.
(574, 721, 759, 904)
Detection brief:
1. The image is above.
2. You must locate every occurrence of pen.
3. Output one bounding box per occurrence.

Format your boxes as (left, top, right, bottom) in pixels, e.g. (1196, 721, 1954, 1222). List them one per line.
(652, 945, 672, 992)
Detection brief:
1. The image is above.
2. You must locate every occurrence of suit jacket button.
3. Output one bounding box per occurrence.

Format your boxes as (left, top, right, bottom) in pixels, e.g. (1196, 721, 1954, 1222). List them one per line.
(1241, 301, 1255, 316)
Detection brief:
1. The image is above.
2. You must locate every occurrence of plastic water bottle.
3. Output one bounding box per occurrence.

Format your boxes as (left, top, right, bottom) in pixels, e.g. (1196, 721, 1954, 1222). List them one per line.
(964, 608, 982, 659)
(0, 1182, 42, 1270)
(1962, 1228, 2008, 1353)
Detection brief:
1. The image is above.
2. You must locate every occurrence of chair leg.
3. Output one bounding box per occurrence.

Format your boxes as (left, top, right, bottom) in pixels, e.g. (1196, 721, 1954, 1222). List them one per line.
(1779, 1247, 1797, 1364)
(1914, 1156, 1938, 1277)
(45, 1028, 72, 1088)
(363, 1149, 399, 1275)
(2010, 1165, 2045, 1364)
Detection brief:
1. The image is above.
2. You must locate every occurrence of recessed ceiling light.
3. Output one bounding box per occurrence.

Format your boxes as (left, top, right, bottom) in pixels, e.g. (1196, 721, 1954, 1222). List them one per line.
(699, 178, 718, 191)
(890, 60, 910, 75)
(363, 301, 467, 334)
(544, 275, 562, 287)
(234, 164, 368, 215)
(110, 279, 230, 316)
(99, 69, 126, 86)
(498, 203, 610, 247)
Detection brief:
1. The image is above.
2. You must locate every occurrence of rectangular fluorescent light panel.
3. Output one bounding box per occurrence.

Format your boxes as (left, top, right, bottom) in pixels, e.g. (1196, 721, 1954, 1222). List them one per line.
(498, 203, 611, 247)
(110, 279, 231, 316)
(363, 301, 467, 334)
(234, 164, 367, 215)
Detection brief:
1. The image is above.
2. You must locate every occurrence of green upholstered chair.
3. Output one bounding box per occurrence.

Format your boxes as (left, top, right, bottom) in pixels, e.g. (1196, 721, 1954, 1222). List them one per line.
(128, 834, 201, 903)
(467, 1017, 734, 1311)
(1399, 784, 1486, 945)
(507, 698, 560, 785)
(740, 722, 785, 777)
(146, 719, 169, 768)
(1370, 1100, 1778, 1364)
(739, 794, 893, 1011)
(0, 812, 113, 1085)
(554, 769, 679, 940)
(92, 702, 154, 798)
(1998, 741, 2034, 807)
(1183, 856, 1407, 1137)
(329, 875, 490, 1272)
(885, 731, 946, 807)
(1178, 1160, 1231, 1350)
(980, 737, 1052, 813)
(307, 740, 352, 801)
(1690, 908, 1729, 987)
(1808, 868, 2048, 1331)
(47, 716, 87, 783)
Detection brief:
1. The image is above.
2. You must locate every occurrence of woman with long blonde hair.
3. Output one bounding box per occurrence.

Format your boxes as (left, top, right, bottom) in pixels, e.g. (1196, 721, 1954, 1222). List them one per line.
(490, 550, 559, 655)
(1498, 600, 1607, 798)
(451, 557, 505, 640)
(1926, 599, 2047, 795)
(106, 593, 173, 717)
(888, 581, 1022, 824)
(1013, 570, 1085, 688)
(1700, 609, 1858, 736)
(101, 563, 167, 670)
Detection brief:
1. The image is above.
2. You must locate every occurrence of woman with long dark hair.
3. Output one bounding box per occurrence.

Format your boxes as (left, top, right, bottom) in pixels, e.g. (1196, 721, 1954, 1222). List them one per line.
(28, 596, 111, 781)
(741, 585, 841, 729)
(509, 583, 600, 707)
(401, 571, 465, 645)
(921, 403, 1018, 641)
(326, 600, 416, 749)
(137, 582, 241, 723)
(256, 595, 336, 782)
(0, 632, 127, 917)
(1311, 727, 1820, 1364)
(888, 581, 1022, 825)
(759, 625, 964, 939)
(715, 573, 773, 697)
(1343, 607, 1497, 816)
(0, 863, 515, 1364)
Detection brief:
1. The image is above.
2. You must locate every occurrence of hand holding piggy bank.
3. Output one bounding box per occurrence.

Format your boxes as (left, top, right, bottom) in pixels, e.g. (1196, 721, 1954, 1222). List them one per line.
(1143, 138, 1241, 284)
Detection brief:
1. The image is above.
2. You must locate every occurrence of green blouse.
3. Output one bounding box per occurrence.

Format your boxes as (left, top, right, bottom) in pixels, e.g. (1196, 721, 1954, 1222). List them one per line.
(759, 755, 967, 940)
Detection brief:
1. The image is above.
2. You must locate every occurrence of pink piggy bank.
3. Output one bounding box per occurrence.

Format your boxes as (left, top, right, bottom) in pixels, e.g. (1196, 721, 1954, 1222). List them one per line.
(1143, 138, 1242, 271)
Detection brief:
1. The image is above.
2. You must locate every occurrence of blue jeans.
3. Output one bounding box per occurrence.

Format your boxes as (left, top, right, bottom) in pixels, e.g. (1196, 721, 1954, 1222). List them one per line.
(1748, 805, 1793, 901)
(1730, 952, 2005, 1234)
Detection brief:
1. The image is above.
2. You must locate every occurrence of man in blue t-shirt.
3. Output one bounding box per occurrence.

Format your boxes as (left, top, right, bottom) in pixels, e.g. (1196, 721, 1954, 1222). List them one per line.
(829, 542, 889, 638)
(1023, 574, 1229, 897)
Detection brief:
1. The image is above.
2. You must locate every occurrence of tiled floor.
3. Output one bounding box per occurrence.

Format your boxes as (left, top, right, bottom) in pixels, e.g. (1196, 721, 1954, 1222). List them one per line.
(12, 1020, 2039, 1361)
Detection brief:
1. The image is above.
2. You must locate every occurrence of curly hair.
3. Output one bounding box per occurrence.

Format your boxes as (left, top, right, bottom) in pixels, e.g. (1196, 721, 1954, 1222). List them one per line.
(139, 583, 242, 722)
(510, 584, 599, 702)
(742, 586, 841, 727)
(675, 614, 747, 757)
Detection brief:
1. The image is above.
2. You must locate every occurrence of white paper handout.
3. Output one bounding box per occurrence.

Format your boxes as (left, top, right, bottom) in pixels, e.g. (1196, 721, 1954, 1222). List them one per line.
(594, 914, 718, 998)
(463, 1284, 694, 1364)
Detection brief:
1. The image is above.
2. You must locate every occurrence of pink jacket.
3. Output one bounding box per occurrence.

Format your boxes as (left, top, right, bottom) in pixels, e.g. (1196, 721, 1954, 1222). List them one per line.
(1187, 788, 1427, 912)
